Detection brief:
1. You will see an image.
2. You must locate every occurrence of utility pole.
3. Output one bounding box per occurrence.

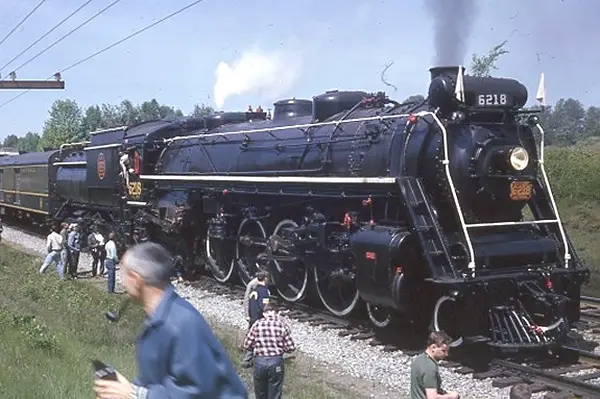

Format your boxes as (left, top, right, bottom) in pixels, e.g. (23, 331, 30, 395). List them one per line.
(0, 72, 65, 89)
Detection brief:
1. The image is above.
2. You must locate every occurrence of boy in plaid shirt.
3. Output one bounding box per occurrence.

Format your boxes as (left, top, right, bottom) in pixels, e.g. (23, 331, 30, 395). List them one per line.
(243, 302, 296, 399)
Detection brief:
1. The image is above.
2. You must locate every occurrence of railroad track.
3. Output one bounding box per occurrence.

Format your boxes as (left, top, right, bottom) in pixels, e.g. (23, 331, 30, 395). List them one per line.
(190, 275, 600, 398)
(5, 219, 600, 397)
(579, 296, 600, 329)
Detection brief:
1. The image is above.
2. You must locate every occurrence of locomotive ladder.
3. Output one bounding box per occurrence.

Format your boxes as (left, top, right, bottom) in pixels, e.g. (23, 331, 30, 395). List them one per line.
(430, 113, 572, 276)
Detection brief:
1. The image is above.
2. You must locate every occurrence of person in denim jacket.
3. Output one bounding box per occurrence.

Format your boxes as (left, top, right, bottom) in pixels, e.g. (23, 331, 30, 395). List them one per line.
(93, 242, 247, 399)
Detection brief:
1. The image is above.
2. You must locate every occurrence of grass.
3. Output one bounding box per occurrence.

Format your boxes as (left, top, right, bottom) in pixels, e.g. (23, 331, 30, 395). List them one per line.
(0, 243, 143, 399)
(546, 146, 600, 296)
(0, 242, 379, 399)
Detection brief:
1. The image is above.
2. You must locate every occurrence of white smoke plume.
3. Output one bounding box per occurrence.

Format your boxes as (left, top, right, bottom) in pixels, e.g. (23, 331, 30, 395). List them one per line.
(213, 47, 303, 109)
(423, 0, 478, 66)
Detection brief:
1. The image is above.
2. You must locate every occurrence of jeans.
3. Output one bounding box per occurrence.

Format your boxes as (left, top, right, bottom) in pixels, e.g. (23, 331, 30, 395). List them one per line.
(242, 320, 254, 365)
(60, 249, 68, 272)
(68, 250, 80, 278)
(40, 250, 64, 280)
(254, 355, 284, 399)
(91, 248, 106, 276)
(106, 259, 116, 293)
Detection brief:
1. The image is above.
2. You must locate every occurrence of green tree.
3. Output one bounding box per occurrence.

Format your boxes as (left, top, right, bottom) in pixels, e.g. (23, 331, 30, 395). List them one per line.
(117, 100, 140, 126)
(543, 98, 586, 146)
(583, 106, 600, 137)
(192, 103, 214, 117)
(2, 134, 19, 148)
(99, 103, 121, 128)
(38, 99, 84, 150)
(470, 40, 510, 77)
(138, 99, 162, 121)
(403, 95, 425, 104)
(17, 132, 40, 152)
(82, 105, 104, 135)
(158, 104, 183, 119)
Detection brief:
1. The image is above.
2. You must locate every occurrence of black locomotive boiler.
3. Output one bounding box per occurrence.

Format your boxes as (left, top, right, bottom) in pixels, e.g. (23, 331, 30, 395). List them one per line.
(132, 66, 589, 350)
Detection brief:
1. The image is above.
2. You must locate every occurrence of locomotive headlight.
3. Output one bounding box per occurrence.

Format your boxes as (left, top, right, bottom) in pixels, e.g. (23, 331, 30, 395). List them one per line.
(508, 147, 529, 171)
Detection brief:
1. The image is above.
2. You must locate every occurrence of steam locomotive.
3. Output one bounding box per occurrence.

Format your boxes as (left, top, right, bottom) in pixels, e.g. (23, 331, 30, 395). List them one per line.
(0, 66, 589, 350)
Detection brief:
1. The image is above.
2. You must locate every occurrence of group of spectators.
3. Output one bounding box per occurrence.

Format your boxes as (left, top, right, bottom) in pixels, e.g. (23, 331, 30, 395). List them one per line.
(40, 222, 119, 293)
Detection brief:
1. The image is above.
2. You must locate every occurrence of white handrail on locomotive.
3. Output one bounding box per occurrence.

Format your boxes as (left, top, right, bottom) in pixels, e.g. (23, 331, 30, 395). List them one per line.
(143, 109, 571, 274)
(89, 125, 128, 136)
(53, 161, 87, 166)
(536, 123, 571, 267)
(163, 112, 409, 143)
(429, 112, 476, 274)
(59, 141, 90, 153)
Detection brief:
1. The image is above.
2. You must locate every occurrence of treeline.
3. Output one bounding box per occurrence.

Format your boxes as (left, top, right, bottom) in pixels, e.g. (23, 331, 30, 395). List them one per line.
(1, 99, 215, 152)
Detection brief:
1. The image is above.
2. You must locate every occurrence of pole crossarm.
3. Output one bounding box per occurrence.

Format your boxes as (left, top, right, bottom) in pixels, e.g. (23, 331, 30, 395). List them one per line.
(0, 80, 65, 89)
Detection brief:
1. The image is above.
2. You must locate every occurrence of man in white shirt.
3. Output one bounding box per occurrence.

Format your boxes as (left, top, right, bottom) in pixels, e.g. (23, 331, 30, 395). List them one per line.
(88, 226, 106, 277)
(104, 232, 119, 293)
(40, 225, 64, 280)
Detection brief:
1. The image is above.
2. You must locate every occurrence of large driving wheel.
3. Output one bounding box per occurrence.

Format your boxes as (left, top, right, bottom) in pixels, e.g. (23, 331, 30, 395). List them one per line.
(236, 218, 267, 286)
(314, 266, 360, 317)
(432, 295, 464, 347)
(269, 219, 308, 303)
(367, 303, 392, 328)
(205, 226, 235, 283)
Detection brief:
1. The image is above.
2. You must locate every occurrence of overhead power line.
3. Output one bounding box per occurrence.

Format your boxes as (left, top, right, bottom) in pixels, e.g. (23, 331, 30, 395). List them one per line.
(0, 0, 95, 77)
(4, 0, 122, 80)
(0, 0, 47, 50)
(58, 0, 206, 75)
(0, 0, 207, 111)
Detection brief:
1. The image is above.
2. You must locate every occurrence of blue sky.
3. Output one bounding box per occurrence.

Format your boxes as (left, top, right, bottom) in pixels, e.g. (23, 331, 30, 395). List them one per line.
(0, 0, 598, 141)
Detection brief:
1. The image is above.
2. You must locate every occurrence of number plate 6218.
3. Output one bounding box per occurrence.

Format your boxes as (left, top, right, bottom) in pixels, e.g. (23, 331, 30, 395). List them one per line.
(477, 94, 508, 106)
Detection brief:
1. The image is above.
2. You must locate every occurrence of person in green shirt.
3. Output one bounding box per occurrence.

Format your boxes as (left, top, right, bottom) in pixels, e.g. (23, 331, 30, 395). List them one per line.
(410, 331, 460, 399)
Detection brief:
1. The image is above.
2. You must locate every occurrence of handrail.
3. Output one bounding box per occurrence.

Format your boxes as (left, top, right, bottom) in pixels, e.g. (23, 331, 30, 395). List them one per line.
(59, 140, 90, 153)
(427, 112, 476, 274)
(535, 123, 571, 267)
(163, 113, 413, 144)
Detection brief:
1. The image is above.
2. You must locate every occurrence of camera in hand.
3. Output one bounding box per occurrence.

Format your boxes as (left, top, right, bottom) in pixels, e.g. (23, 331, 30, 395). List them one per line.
(91, 359, 118, 381)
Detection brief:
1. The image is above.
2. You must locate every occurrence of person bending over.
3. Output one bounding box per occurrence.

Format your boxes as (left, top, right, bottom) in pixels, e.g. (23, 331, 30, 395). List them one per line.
(410, 331, 460, 399)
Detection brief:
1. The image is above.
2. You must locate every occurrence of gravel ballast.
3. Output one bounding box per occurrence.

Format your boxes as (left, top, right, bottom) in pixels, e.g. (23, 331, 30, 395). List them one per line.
(1, 225, 539, 398)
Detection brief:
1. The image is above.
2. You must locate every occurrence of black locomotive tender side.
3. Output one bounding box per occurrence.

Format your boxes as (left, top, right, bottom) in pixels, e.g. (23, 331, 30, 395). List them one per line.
(0, 66, 589, 352)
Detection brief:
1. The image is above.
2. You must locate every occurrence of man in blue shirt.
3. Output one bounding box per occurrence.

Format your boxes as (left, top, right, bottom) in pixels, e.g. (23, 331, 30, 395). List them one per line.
(67, 223, 81, 279)
(248, 273, 270, 325)
(93, 242, 247, 399)
(242, 271, 270, 368)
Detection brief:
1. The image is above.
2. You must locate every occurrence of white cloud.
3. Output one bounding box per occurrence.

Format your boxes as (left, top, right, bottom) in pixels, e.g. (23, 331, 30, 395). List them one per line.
(213, 47, 303, 109)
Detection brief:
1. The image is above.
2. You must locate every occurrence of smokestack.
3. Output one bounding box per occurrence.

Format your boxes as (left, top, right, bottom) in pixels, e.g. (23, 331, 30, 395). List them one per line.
(429, 66, 460, 81)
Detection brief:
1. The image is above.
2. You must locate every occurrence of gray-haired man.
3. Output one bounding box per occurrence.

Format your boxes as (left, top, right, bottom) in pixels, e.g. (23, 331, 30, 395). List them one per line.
(93, 242, 247, 399)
